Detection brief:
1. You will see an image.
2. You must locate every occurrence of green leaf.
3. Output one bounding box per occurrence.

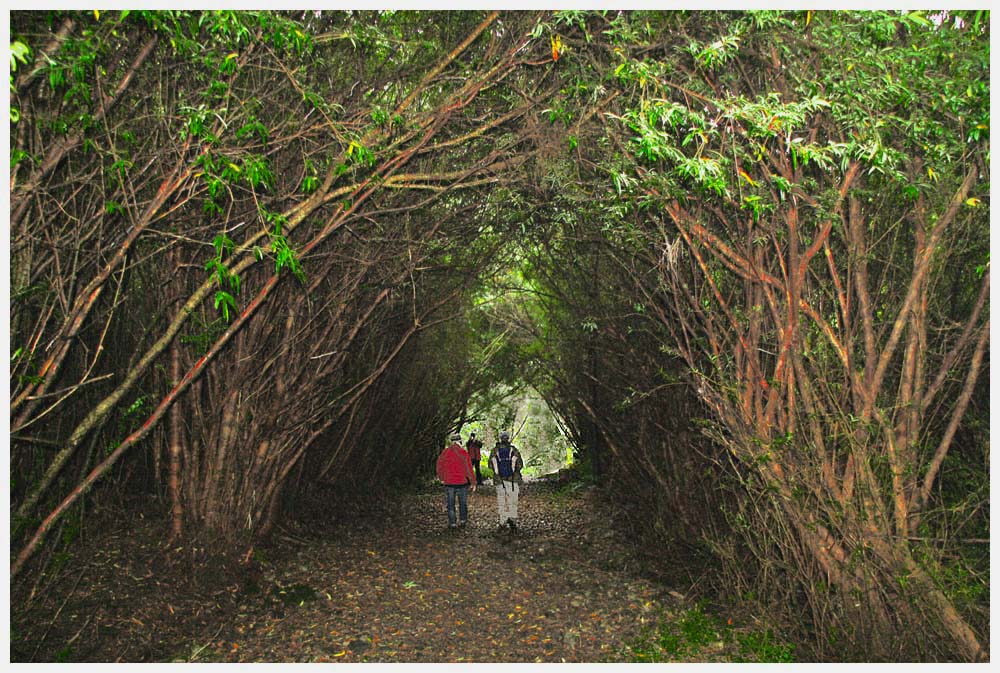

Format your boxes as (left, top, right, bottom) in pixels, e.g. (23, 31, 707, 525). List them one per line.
(214, 291, 236, 322)
(10, 40, 31, 69)
(212, 233, 234, 258)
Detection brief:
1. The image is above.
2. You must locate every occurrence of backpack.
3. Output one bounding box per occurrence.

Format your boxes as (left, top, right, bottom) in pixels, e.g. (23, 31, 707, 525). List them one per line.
(494, 444, 515, 479)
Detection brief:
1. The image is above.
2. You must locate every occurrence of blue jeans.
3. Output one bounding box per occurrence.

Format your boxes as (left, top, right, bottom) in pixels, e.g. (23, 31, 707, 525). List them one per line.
(445, 485, 469, 526)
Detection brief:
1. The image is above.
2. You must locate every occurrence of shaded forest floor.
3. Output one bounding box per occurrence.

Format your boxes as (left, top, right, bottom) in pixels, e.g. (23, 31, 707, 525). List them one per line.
(13, 479, 788, 663)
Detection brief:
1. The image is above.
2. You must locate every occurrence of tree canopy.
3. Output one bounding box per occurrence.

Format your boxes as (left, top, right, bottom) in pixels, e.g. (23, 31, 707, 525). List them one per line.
(9, 9, 989, 661)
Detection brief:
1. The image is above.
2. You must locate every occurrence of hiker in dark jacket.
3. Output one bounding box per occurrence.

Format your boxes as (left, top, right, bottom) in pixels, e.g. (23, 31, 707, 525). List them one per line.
(436, 433, 477, 529)
(467, 433, 484, 485)
(489, 431, 524, 531)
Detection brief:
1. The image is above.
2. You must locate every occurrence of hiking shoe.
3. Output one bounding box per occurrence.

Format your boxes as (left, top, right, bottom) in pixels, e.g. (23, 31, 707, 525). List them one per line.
(459, 520, 468, 528)
(449, 523, 458, 529)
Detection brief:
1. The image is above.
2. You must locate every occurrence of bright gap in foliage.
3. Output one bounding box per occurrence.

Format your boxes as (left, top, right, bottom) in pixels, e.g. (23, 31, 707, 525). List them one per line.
(460, 384, 573, 479)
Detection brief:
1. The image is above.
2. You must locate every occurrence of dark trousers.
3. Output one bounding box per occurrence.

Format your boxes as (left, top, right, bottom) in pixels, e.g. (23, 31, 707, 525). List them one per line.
(473, 459, 483, 485)
(445, 485, 469, 526)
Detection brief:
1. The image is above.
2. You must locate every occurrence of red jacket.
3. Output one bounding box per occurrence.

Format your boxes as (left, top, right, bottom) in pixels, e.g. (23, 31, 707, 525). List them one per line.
(467, 439, 483, 461)
(436, 443, 475, 486)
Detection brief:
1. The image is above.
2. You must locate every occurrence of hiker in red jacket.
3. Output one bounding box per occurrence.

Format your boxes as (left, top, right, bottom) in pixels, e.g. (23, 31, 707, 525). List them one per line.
(467, 433, 484, 485)
(436, 433, 477, 529)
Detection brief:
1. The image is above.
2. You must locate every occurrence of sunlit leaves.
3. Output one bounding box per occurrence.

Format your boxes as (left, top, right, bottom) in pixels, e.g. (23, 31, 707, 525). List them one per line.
(10, 39, 30, 121)
(553, 9, 590, 33)
(370, 106, 388, 125)
(257, 207, 305, 283)
(973, 253, 988, 278)
(46, 60, 66, 91)
(219, 51, 239, 75)
(205, 233, 241, 322)
(675, 155, 727, 197)
(199, 11, 252, 47)
(786, 138, 836, 172)
(346, 140, 375, 167)
(687, 34, 740, 69)
(270, 233, 305, 282)
(214, 290, 237, 322)
(212, 233, 235, 259)
(10, 148, 32, 169)
(179, 103, 210, 140)
(611, 110, 683, 164)
(741, 10, 796, 32)
(967, 121, 988, 143)
(241, 154, 274, 190)
(741, 195, 771, 222)
(611, 170, 635, 195)
(9, 39, 30, 71)
(721, 93, 828, 142)
(770, 175, 792, 199)
(301, 174, 319, 194)
(613, 58, 656, 87)
(809, 9, 988, 185)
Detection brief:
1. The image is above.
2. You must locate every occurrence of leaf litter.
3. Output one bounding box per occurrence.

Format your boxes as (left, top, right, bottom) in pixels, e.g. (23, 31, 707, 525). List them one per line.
(12, 479, 701, 662)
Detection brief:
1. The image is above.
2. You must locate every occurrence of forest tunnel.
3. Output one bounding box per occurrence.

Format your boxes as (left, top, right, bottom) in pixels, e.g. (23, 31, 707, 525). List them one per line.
(9, 10, 989, 661)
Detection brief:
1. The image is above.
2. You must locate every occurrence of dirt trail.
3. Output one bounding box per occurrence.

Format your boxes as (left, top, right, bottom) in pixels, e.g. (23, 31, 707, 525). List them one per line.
(13, 480, 691, 663)
(224, 480, 672, 662)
